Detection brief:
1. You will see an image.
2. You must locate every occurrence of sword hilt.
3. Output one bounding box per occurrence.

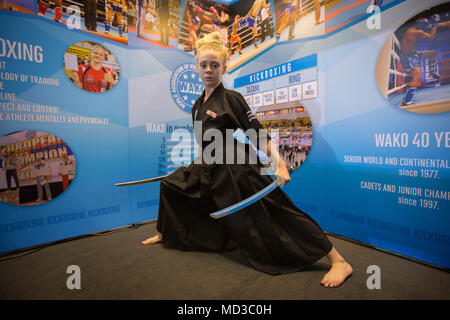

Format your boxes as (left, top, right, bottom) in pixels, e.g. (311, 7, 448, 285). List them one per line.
(274, 174, 285, 187)
(274, 166, 294, 188)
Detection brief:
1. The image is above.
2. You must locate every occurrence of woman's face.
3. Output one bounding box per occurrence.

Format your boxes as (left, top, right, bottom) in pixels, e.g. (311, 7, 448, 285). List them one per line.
(197, 48, 226, 89)
(91, 46, 106, 64)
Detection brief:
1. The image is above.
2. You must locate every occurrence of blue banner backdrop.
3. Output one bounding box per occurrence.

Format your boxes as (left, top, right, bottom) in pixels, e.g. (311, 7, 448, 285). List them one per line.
(0, 0, 449, 269)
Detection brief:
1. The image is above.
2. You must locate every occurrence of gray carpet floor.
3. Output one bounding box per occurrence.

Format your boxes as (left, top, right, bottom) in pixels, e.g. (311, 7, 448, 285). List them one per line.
(0, 221, 449, 300)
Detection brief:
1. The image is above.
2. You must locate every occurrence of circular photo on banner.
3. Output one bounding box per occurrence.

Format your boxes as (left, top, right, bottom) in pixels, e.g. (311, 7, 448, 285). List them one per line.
(376, 3, 450, 113)
(255, 101, 313, 170)
(0, 130, 76, 206)
(63, 41, 120, 93)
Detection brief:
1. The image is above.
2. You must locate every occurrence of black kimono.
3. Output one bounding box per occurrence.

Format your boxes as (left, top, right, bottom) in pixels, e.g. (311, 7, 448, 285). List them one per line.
(156, 83, 332, 275)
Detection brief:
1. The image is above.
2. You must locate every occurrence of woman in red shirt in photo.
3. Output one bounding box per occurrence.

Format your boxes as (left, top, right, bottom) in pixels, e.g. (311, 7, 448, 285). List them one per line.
(71, 45, 116, 93)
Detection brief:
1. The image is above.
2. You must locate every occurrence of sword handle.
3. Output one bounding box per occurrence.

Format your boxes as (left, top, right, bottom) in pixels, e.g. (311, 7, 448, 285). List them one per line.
(274, 174, 285, 187)
(274, 166, 294, 187)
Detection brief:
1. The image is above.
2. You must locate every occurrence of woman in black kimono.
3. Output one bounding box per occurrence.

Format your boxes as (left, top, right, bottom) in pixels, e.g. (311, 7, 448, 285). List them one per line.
(143, 32, 352, 287)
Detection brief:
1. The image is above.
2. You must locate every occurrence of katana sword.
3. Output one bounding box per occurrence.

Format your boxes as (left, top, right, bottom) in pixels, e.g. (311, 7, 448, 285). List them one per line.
(114, 175, 168, 187)
(114, 132, 263, 187)
(210, 167, 294, 219)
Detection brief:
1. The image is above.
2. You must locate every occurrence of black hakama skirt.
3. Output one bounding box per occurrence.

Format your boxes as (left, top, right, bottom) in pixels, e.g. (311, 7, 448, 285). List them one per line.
(156, 162, 333, 275)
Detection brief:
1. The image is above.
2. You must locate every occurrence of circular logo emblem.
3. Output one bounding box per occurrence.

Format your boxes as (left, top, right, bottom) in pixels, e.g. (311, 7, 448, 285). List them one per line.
(170, 63, 204, 113)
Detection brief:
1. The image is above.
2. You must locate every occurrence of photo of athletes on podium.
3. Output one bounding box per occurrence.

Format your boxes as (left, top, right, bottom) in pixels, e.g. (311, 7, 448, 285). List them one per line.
(131, 0, 180, 47)
(1, 0, 35, 13)
(63, 41, 120, 93)
(0, 130, 76, 206)
(376, 2, 450, 113)
(35, 0, 129, 44)
(274, 0, 324, 41)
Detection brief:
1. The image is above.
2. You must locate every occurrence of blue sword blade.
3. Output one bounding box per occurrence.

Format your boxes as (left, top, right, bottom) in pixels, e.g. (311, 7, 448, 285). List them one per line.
(210, 167, 293, 219)
(210, 179, 280, 219)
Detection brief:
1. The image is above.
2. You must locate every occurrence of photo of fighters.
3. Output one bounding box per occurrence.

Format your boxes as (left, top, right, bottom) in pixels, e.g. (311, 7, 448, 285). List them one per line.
(228, 0, 276, 71)
(178, 0, 275, 72)
(0, 130, 76, 206)
(1, 0, 34, 13)
(104, 0, 128, 37)
(274, 0, 324, 41)
(376, 3, 450, 113)
(178, 0, 231, 56)
(63, 41, 120, 93)
(229, 14, 243, 58)
(131, 0, 180, 47)
(178, 0, 277, 72)
(36, 0, 129, 44)
(256, 102, 312, 169)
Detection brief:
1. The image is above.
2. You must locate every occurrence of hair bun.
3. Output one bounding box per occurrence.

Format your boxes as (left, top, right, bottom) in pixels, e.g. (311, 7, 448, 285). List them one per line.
(208, 32, 223, 44)
(197, 32, 226, 49)
(196, 32, 228, 64)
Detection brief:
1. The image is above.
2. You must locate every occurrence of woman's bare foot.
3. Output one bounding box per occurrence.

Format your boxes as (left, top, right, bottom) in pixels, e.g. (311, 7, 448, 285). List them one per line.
(141, 234, 162, 245)
(320, 246, 353, 287)
(320, 261, 353, 288)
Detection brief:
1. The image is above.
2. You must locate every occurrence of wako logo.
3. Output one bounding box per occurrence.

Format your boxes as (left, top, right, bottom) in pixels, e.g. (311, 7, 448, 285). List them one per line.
(170, 63, 204, 113)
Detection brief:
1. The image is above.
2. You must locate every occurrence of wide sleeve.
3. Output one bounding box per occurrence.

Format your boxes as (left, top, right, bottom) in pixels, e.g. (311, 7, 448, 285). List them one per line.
(191, 104, 197, 125)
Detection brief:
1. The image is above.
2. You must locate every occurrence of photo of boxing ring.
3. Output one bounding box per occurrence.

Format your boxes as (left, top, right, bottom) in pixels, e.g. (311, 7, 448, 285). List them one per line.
(376, 3, 450, 113)
(178, 0, 277, 73)
(274, 0, 325, 41)
(227, 0, 277, 72)
(177, 0, 232, 55)
(131, 0, 180, 47)
(36, 0, 129, 44)
(1, 0, 35, 13)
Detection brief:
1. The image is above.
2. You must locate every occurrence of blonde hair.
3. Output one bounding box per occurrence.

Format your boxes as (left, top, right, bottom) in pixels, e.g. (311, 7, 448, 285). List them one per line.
(196, 32, 228, 64)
